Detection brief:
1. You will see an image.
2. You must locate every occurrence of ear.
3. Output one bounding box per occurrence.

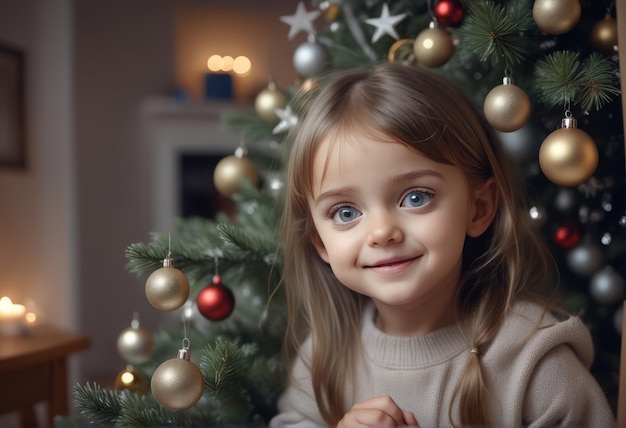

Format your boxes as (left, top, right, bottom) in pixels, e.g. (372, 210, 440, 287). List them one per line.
(310, 231, 330, 264)
(467, 177, 499, 238)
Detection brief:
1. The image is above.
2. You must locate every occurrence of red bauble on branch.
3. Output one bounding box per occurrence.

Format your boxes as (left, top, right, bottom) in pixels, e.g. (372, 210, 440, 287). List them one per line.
(554, 222, 581, 249)
(434, 0, 465, 27)
(196, 275, 235, 321)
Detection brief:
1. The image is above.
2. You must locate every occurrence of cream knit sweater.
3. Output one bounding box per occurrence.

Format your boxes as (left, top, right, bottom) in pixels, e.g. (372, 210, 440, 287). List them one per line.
(270, 301, 615, 427)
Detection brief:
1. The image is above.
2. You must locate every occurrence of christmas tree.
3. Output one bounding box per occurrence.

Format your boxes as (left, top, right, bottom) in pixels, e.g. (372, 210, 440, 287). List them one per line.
(67, 0, 623, 425)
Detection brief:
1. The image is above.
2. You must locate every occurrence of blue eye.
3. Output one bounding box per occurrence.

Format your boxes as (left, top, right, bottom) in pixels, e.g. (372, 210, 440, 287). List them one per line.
(401, 190, 433, 209)
(331, 206, 361, 224)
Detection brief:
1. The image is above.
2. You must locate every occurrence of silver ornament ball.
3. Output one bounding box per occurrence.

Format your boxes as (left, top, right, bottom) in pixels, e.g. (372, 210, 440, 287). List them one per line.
(293, 41, 331, 79)
(566, 243, 604, 277)
(496, 122, 542, 164)
(554, 188, 579, 213)
(117, 326, 154, 365)
(590, 267, 625, 305)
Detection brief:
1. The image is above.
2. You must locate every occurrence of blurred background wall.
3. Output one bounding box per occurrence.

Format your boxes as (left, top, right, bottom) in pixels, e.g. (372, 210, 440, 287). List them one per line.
(0, 0, 299, 415)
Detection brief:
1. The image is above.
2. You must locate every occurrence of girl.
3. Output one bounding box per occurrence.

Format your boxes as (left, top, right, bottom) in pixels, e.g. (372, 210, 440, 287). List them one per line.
(271, 62, 614, 427)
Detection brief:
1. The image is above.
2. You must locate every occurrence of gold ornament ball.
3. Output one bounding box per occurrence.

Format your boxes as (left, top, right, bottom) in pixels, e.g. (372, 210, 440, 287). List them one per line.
(213, 154, 259, 197)
(115, 367, 148, 395)
(117, 326, 154, 365)
(591, 16, 618, 55)
(145, 266, 190, 311)
(255, 84, 288, 124)
(483, 82, 531, 132)
(532, 0, 580, 35)
(539, 127, 598, 187)
(151, 358, 204, 411)
(413, 26, 454, 68)
(320, 1, 340, 22)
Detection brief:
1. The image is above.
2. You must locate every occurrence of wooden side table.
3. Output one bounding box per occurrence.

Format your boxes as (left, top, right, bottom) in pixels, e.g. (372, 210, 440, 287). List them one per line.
(0, 327, 90, 427)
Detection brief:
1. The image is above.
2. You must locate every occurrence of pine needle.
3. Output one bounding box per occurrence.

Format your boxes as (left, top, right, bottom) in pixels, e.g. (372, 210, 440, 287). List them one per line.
(579, 53, 621, 112)
(73, 382, 122, 425)
(535, 50, 586, 107)
(201, 338, 258, 395)
(457, 1, 531, 67)
(116, 390, 189, 426)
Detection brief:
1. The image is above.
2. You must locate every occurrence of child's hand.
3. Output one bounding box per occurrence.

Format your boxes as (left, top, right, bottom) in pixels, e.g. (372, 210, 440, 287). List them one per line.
(337, 395, 418, 427)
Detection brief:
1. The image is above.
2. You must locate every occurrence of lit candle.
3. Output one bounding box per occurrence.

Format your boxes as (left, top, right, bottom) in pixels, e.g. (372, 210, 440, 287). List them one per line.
(0, 296, 27, 336)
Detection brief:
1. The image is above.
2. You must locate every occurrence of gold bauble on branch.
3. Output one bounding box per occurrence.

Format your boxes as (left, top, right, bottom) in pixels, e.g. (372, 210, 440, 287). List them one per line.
(591, 14, 618, 55)
(145, 255, 190, 311)
(532, 0, 581, 35)
(483, 77, 532, 132)
(114, 366, 148, 395)
(213, 146, 259, 197)
(151, 344, 204, 411)
(413, 22, 454, 68)
(254, 82, 288, 124)
(539, 116, 598, 187)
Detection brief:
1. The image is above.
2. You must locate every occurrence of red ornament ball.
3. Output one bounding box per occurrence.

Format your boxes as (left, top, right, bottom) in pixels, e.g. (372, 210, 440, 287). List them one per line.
(196, 276, 235, 321)
(434, 0, 465, 27)
(554, 223, 581, 249)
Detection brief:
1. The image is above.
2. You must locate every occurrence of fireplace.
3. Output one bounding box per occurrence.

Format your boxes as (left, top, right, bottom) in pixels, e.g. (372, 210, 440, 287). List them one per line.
(140, 97, 249, 233)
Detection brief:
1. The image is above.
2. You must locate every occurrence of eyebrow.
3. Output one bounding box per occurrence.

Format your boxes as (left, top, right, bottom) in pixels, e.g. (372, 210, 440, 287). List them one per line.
(314, 169, 444, 206)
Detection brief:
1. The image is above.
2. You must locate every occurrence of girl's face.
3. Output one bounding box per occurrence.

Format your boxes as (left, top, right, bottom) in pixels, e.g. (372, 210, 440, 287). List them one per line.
(308, 132, 494, 335)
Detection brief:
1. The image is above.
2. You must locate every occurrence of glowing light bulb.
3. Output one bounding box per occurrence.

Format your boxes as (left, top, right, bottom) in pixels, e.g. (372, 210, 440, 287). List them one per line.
(233, 56, 251, 75)
(207, 55, 223, 72)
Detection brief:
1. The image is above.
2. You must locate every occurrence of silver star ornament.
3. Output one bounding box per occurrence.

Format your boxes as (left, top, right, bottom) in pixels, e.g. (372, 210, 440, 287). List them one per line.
(365, 3, 407, 43)
(280, 2, 322, 40)
(273, 105, 298, 134)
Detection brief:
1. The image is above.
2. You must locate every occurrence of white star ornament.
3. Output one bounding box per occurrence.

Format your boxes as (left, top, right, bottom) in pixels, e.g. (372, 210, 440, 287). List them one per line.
(364, 3, 407, 43)
(280, 2, 322, 40)
(273, 105, 299, 135)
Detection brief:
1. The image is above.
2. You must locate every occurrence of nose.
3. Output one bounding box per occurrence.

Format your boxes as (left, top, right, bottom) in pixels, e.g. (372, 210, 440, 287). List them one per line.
(365, 210, 404, 247)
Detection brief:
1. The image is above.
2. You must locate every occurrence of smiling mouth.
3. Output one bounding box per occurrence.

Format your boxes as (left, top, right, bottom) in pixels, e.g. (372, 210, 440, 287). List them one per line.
(366, 257, 419, 273)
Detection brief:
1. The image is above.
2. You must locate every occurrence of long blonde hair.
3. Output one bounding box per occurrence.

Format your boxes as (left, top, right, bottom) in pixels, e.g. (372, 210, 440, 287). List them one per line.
(280, 62, 555, 426)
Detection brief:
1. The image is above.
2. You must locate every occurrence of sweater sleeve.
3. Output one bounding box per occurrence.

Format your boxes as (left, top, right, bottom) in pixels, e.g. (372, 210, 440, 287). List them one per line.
(522, 342, 615, 427)
(484, 303, 615, 426)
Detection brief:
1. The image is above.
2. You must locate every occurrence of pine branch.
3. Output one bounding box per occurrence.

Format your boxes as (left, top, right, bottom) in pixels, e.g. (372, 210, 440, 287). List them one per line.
(579, 53, 621, 112)
(201, 338, 258, 395)
(200, 338, 259, 423)
(125, 241, 170, 276)
(457, 1, 532, 67)
(246, 354, 287, 413)
(232, 181, 282, 231)
(221, 110, 276, 144)
(125, 226, 222, 282)
(115, 390, 189, 427)
(535, 50, 586, 107)
(336, 0, 378, 62)
(73, 382, 122, 425)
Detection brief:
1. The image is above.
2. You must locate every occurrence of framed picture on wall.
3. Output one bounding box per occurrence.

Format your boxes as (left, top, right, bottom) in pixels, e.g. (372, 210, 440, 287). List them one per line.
(0, 43, 26, 168)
